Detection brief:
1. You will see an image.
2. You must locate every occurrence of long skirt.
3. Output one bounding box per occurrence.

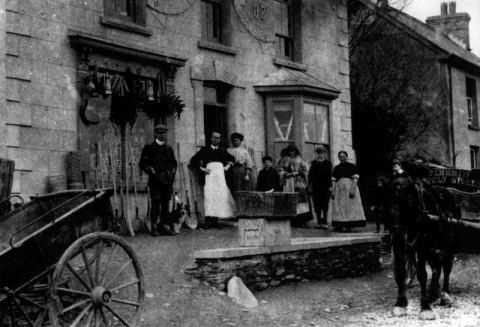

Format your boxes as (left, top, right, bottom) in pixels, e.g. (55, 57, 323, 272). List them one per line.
(230, 165, 253, 193)
(204, 162, 236, 219)
(284, 176, 310, 216)
(328, 178, 366, 228)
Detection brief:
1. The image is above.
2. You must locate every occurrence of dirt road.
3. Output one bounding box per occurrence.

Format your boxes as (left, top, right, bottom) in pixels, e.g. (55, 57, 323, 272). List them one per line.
(127, 225, 480, 327)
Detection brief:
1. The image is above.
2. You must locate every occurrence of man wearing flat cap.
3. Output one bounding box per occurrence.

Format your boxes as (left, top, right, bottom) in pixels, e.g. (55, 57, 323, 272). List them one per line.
(139, 124, 177, 236)
(308, 145, 332, 229)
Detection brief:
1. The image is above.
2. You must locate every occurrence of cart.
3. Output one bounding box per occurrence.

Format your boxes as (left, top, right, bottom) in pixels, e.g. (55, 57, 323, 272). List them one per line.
(0, 189, 145, 327)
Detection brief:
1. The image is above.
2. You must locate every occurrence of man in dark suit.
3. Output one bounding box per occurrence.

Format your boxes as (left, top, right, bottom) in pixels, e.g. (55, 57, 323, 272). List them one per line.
(139, 124, 177, 236)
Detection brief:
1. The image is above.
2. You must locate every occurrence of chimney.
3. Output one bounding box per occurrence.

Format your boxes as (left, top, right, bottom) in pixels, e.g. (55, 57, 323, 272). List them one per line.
(426, 1, 471, 50)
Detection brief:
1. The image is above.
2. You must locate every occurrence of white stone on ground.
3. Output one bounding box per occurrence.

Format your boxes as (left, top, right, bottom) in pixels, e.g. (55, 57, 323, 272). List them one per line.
(227, 276, 259, 308)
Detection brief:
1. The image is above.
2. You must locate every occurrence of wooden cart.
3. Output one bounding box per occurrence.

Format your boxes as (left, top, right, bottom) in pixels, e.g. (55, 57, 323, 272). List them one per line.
(0, 189, 145, 327)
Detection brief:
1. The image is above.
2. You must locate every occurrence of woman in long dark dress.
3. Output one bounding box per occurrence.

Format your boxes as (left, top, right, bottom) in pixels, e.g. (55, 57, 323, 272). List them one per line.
(329, 151, 366, 231)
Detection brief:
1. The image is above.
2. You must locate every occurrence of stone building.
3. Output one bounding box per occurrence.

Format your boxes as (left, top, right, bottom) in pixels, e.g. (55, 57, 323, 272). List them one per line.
(350, 0, 480, 173)
(0, 0, 352, 218)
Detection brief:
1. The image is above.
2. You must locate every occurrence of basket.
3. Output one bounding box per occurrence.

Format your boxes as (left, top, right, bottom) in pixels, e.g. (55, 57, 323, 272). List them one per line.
(234, 191, 298, 218)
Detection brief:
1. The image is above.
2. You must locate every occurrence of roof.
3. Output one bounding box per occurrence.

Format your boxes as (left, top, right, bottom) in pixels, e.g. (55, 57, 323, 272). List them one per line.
(254, 68, 341, 100)
(358, 1, 480, 71)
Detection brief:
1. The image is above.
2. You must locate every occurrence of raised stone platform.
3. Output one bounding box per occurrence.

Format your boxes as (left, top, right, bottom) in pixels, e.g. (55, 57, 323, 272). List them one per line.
(185, 235, 382, 291)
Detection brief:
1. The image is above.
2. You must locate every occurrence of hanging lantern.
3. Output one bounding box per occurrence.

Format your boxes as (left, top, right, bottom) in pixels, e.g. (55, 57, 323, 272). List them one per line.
(104, 73, 112, 95)
(86, 76, 96, 96)
(146, 80, 154, 101)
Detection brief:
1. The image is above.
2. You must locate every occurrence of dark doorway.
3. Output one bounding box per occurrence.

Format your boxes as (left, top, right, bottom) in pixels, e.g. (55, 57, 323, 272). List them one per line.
(204, 105, 227, 147)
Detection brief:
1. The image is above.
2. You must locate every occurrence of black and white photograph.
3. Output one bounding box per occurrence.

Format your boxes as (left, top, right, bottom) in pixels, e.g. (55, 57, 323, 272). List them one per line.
(1, 0, 480, 325)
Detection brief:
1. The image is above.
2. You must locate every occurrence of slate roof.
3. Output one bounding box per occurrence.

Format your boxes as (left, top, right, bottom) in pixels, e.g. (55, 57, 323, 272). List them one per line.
(359, 0, 480, 70)
(254, 68, 340, 99)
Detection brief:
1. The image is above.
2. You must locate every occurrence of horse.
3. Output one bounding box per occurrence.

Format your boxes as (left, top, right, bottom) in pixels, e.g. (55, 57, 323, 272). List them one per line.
(389, 165, 457, 320)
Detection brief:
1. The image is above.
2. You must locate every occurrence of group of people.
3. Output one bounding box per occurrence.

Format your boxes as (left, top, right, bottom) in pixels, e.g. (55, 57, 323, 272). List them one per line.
(139, 124, 368, 236)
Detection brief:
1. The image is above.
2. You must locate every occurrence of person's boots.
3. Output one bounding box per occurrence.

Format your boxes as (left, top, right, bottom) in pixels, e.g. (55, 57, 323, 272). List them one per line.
(150, 220, 159, 236)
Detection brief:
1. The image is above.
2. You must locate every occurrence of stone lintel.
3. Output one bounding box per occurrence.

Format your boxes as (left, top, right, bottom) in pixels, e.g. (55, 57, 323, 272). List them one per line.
(194, 236, 382, 259)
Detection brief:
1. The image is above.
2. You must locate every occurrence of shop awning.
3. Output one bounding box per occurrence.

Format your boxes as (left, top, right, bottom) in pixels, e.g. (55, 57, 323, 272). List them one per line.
(254, 68, 341, 100)
(68, 30, 187, 67)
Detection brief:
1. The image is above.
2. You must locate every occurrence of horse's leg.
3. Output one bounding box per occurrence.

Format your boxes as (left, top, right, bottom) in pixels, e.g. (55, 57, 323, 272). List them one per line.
(418, 249, 436, 320)
(440, 252, 454, 307)
(428, 259, 442, 304)
(392, 230, 408, 316)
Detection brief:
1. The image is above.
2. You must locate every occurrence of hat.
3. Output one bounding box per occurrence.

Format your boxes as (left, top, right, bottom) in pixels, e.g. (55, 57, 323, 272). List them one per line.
(154, 124, 168, 132)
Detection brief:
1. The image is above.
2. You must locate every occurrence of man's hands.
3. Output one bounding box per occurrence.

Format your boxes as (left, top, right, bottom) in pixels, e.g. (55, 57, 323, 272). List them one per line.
(349, 189, 356, 198)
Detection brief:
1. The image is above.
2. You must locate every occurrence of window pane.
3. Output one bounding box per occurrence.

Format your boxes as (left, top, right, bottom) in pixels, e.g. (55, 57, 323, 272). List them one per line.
(315, 105, 329, 143)
(116, 0, 128, 15)
(273, 102, 294, 141)
(303, 103, 316, 142)
(280, 2, 289, 35)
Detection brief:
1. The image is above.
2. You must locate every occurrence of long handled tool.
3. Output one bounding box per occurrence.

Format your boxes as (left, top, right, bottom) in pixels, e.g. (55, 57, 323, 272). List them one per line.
(108, 146, 119, 220)
(129, 146, 140, 219)
(188, 166, 204, 226)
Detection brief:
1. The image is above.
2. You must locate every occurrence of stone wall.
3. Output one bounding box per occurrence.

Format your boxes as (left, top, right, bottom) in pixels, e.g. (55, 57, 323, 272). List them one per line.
(2, 0, 353, 197)
(186, 241, 381, 291)
(450, 66, 480, 170)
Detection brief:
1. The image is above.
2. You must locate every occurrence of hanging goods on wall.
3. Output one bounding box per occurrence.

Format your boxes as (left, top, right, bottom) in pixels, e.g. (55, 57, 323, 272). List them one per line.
(146, 80, 155, 101)
(103, 72, 112, 95)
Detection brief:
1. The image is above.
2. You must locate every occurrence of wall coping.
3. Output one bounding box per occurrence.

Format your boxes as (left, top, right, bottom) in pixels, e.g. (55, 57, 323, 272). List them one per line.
(194, 235, 382, 259)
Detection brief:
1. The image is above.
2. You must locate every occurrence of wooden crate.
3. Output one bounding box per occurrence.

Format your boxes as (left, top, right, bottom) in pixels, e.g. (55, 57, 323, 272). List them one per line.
(239, 218, 291, 247)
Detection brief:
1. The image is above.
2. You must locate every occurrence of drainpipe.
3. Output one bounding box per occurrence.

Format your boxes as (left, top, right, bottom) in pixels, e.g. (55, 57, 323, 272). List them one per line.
(448, 63, 456, 167)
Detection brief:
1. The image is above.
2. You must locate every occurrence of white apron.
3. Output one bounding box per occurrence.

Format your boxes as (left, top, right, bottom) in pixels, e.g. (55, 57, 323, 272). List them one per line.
(204, 162, 236, 219)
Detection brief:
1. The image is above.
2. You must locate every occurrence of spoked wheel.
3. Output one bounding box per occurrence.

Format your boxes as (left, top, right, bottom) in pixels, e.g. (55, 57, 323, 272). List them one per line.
(49, 232, 144, 327)
(0, 271, 50, 327)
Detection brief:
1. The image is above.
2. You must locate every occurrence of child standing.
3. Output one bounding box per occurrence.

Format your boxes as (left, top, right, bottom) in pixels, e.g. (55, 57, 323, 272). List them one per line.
(256, 156, 281, 192)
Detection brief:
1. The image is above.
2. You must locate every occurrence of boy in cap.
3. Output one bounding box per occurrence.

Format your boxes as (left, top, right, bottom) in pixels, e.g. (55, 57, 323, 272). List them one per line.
(139, 124, 177, 236)
(256, 156, 281, 192)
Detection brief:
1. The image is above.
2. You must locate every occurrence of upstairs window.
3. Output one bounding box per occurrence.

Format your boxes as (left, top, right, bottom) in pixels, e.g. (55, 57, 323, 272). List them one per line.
(466, 77, 478, 128)
(471, 146, 479, 169)
(273, 0, 293, 60)
(201, 0, 223, 44)
(104, 0, 146, 27)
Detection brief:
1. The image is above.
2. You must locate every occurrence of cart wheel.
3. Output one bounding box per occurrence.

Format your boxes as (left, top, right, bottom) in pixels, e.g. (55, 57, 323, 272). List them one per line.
(0, 273, 50, 327)
(49, 232, 144, 327)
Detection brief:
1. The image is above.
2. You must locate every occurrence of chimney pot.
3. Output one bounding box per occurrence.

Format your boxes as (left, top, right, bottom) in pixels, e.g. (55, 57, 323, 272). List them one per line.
(449, 1, 456, 14)
(441, 2, 448, 15)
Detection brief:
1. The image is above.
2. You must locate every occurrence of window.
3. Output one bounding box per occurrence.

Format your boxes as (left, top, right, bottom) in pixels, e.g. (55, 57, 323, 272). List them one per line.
(201, 0, 223, 43)
(264, 96, 332, 163)
(273, 0, 293, 60)
(466, 77, 478, 127)
(103, 0, 147, 28)
(471, 146, 479, 169)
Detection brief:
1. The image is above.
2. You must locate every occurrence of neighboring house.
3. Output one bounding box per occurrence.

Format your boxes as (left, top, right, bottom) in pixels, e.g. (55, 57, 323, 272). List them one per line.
(350, 0, 480, 173)
(0, 1, 352, 216)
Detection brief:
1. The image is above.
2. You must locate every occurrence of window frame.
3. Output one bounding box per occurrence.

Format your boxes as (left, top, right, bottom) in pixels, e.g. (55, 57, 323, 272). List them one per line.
(265, 95, 332, 163)
(273, 0, 301, 63)
(201, 0, 224, 44)
(466, 77, 478, 128)
(102, 0, 150, 35)
(470, 146, 479, 169)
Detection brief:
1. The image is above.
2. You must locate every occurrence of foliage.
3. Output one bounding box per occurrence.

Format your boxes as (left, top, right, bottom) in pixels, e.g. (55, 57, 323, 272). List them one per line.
(349, 0, 446, 175)
(144, 92, 186, 121)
